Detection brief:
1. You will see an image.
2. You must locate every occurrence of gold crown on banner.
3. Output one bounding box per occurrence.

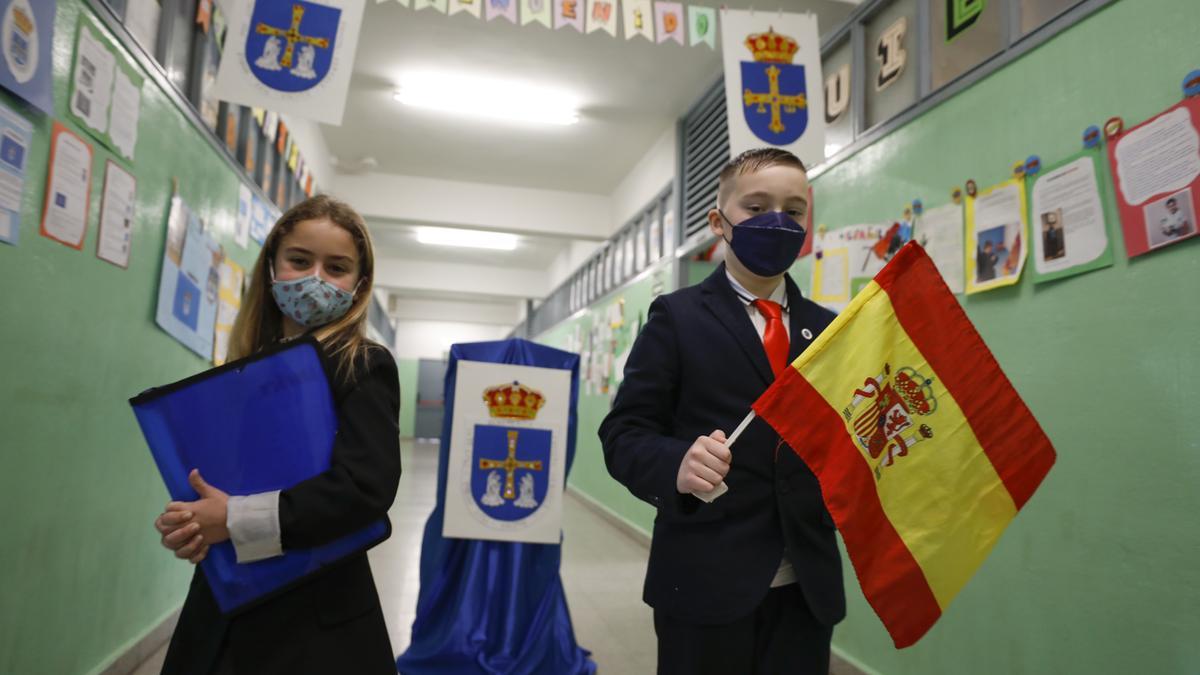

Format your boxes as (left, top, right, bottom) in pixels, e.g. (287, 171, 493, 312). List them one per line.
(482, 381, 546, 420)
(893, 368, 937, 416)
(744, 28, 799, 64)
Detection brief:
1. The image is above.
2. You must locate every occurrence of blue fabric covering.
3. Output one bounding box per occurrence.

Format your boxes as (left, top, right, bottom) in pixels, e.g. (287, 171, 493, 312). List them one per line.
(130, 339, 388, 613)
(396, 339, 596, 675)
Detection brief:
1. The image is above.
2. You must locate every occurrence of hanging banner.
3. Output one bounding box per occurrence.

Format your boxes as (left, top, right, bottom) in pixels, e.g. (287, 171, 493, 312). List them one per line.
(553, 0, 582, 31)
(688, 5, 715, 48)
(1029, 150, 1115, 283)
(0, 0, 53, 114)
(212, 0, 366, 126)
(1107, 97, 1200, 257)
(486, 0, 517, 22)
(521, 0, 551, 27)
(623, 0, 653, 41)
(720, 9, 826, 167)
(654, 1, 683, 45)
(415, 0, 449, 12)
(585, 0, 616, 35)
(965, 178, 1028, 294)
(449, 0, 481, 18)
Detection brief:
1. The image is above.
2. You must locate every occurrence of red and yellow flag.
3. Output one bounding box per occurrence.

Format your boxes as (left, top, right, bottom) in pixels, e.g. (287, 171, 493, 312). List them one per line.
(753, 242, 1055, 647)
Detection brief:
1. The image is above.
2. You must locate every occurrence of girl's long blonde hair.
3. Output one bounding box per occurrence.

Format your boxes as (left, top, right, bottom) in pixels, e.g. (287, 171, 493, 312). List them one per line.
(229, 194, 378, 380)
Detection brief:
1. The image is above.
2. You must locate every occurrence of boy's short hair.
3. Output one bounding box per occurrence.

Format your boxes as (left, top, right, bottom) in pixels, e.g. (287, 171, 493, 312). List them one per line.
(1166, 198, 1178, 206)
(717, 148, 807, 205)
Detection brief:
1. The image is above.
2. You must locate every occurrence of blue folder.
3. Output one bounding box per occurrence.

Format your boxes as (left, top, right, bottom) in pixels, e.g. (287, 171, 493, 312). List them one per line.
(130, 337, 390, 614)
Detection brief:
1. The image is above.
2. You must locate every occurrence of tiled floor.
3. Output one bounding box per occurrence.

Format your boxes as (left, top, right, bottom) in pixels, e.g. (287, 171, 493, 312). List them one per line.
(130, 439, 657, 674)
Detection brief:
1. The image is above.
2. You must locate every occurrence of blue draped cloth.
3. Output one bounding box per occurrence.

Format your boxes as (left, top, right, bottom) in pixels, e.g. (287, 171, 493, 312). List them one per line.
(396, 339, 596, 675)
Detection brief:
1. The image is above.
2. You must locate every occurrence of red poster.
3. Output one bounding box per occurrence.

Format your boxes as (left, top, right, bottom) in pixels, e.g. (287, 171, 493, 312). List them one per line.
(1107, 97, 1200, 257)
(40, 123, 94, 250)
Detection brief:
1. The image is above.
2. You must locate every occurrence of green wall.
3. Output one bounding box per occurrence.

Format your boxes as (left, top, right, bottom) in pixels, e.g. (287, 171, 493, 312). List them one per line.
(536, 264, 679, 535)
(537, 1, 1200, 673)
(811, 1, 1199, 673)
(399, 358, 419, 437)
(0, 2, 264, 673)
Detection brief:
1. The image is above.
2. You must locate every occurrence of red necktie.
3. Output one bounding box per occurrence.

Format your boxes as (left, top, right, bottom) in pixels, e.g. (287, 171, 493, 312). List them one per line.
(752, 299, 789, 379)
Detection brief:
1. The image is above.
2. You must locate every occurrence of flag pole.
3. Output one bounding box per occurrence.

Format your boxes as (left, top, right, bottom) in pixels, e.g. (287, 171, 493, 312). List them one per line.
(692, 409, 756, 503)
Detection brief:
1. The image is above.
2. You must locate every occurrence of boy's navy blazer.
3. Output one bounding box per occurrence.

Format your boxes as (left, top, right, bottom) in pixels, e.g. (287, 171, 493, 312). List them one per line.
(599, 263, 846, 626)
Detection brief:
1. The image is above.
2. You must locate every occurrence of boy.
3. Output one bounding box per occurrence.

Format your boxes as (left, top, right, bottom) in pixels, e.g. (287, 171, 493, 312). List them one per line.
(599, 148, 844, 674)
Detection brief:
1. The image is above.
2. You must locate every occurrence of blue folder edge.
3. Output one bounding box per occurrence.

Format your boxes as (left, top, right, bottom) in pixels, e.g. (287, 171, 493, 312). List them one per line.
(130, 336, 390, 615)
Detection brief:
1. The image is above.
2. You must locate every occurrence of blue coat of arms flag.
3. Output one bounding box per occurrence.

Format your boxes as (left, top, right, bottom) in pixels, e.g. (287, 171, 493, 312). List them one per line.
(397, 339, 595, 675)
(720, 9, 826, 167)
(213, 0, 364, 125)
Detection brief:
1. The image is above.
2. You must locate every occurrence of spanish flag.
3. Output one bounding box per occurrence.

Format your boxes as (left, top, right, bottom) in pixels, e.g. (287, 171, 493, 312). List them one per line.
(754, 242, 1055, 647)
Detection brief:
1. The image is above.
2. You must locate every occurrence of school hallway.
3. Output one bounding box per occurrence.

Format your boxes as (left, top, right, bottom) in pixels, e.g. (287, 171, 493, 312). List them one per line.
(6, 2, 1198, 674)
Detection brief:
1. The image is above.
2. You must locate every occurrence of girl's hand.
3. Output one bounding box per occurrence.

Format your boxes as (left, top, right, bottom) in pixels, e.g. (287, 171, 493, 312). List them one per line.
(154, 508, 209, 564)
(164, 470, 231, 554)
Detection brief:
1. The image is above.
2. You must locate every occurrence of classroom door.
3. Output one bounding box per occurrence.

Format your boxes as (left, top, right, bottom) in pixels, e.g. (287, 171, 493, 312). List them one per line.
(414, 358, 447, 440)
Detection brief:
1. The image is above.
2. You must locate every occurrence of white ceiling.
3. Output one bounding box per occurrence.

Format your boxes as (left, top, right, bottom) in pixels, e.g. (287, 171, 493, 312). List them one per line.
(324, 0, 861, 327)
(322, 0, 860, 194)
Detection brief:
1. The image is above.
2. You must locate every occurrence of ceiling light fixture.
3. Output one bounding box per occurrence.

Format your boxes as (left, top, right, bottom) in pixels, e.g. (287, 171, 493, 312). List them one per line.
(394, 73, 580, 126)
(416, 226, 519, 251)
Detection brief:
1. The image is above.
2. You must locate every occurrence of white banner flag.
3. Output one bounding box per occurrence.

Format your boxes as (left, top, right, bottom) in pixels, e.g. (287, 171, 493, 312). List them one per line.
(449, 0, 482, 17)
(213, 0, 365, 126)
(623, 0, 654, 41)
(586, 0, 617, 35)
(521, 0, 551, 27)
(720, 9, 826, 167)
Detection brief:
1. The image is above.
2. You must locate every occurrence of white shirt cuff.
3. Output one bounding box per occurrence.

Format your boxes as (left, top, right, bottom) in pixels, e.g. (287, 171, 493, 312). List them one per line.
(227, 490, 283, 563)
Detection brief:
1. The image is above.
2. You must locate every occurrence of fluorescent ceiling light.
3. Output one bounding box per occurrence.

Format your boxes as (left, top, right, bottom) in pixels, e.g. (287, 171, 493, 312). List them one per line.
(394, 73, 580, 126)
(417, 226, 519, 251)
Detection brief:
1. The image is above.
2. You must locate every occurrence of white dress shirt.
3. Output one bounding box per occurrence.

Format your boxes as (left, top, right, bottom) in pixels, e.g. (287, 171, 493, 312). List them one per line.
(725, 271, 796, 589)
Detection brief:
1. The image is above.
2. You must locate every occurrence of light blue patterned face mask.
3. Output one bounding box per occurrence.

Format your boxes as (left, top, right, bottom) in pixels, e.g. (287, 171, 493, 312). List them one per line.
(270, 265, 359, 328)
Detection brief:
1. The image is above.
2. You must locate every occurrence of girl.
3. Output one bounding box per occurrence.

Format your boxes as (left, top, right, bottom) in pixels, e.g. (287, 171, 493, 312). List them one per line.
(152, 195, 401, 675)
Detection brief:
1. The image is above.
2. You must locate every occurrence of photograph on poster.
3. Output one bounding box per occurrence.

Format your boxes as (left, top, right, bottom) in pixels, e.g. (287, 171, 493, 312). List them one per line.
(1040, 209, 1066, 262)
(1144, 188, 1195, 248)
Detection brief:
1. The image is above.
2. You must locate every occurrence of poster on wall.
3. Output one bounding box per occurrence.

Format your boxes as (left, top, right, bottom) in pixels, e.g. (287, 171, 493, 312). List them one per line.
(442, 360, 570, 544)
(0, 0, 54, 114)
(249, 193, 271, 244)
(1107, 97, 1200, 257)
(913, 202, 964, 294)
(720, 9, 826, 168)
(212, 258, 245, 365)
(810, 223, 897, 312)
(155, 195, 224, 360)
(67, 16, 143, 161)
(965, 178, 1027, 295)
(40, 122, 93, 250)
(0, 100, 31, 245)
(1028, 150, 1115, 283)
(95, 160, 137, 268)
(235, 183, 252, 248)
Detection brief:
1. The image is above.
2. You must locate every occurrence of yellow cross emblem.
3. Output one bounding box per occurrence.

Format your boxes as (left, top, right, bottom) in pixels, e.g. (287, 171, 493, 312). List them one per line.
(478, 429, 544, 501)
(255, 4, 330, 69)
(743, 65, 807, 134)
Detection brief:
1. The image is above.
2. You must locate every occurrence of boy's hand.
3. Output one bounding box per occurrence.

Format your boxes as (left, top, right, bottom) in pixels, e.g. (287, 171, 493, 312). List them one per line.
(676, 430, 731, 494)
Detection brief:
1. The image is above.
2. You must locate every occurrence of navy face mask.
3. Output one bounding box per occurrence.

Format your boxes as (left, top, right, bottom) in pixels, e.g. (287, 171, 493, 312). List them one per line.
(720, 210, 807, 277)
